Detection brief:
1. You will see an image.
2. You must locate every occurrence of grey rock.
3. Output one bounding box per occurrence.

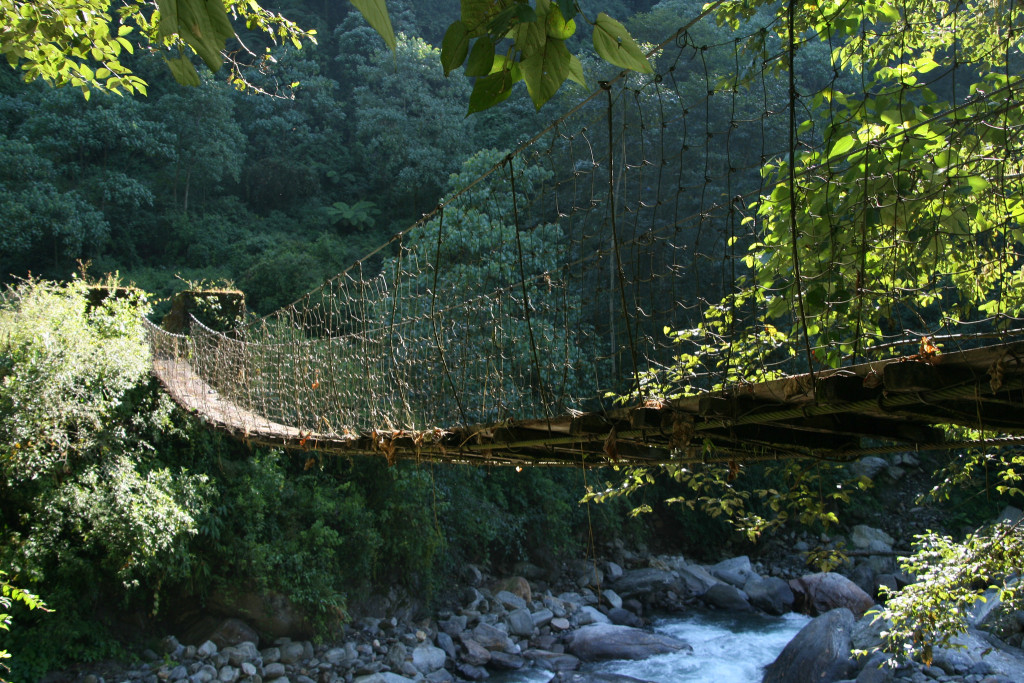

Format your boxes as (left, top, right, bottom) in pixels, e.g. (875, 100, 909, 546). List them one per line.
(744, 576, 795, 615)
(709, 556, 756, 588)
(851, 613, 889, 652)
(216, 665, 238, 683)
(456, 663, 489, 680)
(261, 646, 281, 664)
(851, 456, 888, 480)
(162, 636, 182, 656)
(850, 526, 895, 550)
(762, 608, 857, 683)
(604, 562, 624, 582)
(354, 673, 417, 683)
(542, 595, 569, 618)
(239, 662, 256, 677)
(607, 608, 643, 628)
(192, 664, 218, 683)
(886, 465, 906, 481)
(565, 623, 691, 662)
(264, 678, 290, 683)
(577, 565, 604, 589)
(279, 641, 307, 665)
(436, 631, 457, 660)
(384, 641, 407, 671)
(523, 649, 581, 672)
(612, 568, 685, 599)
(169, 665, 189, 681)
(197, 641, 218, 659)
(487, 651, 525, 670)
(495, 591, 527, 611)
(790, 572, 876, 618)
(575, 605, 611, 626)
(531, 607, 554, 628)
(440, 615, 467, 637)
(997, 506, 1022, 526)
(222, 642, 259, 667)
(471, 622, 511, 651)
(506, 608, 535, 637)
(702, 583, 752, 611)
(426, 668, 454, 683)
(462, 565, 483, 587)
(550, 617, 571, 631)
(677, 565, 721, 595)
(602, 589, 623, 610)
(459, 638, 491, 667)
(855, 652, 896, 682)
(262, 662, 286, 678)
(411, 644, 447, 673)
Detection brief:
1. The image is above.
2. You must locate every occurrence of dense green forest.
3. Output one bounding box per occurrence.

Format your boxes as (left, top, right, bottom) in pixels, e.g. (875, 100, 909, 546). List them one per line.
(2, 0, 1024, 679)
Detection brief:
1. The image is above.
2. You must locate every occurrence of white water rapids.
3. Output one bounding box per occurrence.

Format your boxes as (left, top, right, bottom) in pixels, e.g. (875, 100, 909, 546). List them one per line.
(502, 610, 810, 683)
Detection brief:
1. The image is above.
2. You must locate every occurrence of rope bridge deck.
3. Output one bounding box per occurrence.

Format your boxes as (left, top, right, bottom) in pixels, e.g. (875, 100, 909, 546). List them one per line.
(146, 1, 1024, 467)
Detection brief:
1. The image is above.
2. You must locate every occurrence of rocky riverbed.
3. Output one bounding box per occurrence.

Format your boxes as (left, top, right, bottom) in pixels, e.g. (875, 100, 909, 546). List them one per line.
(44, 525, 1024, 683)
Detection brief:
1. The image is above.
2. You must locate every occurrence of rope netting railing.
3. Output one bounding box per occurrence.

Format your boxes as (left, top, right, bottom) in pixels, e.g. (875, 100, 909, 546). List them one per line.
(147, 0, 1024, 460)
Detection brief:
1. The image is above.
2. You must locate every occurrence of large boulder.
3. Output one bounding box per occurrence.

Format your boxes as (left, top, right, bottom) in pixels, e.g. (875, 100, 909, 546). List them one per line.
(676, 565, 721, 595)
(709, 556, 756, 588)
(564, 623, 691, 662)
(743, 576, 794, 615)
(702, 583, 752, 611)
(762, 608, 857, 683)
(611, 568, 684, 599)
(790, 572, 875, 618)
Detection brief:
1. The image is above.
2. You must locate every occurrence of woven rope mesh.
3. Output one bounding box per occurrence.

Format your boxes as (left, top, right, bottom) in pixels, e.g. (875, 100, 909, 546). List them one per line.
(146, 1, 1024, 450)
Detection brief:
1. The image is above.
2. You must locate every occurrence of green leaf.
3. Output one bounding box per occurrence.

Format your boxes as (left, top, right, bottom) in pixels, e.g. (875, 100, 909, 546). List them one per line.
(349, 0, 396, 52)
(520, 37, 571, 109)
(546, 4, 576, 39)
(165, 55, 200, 86)
(592, 13, 652, 74)
(468, 70, 516, 115)
(827, 135, 856, 160)
(465, 34, 495, 77)
(556, 0, 576, 20)
(441, 21, 471, 76)
(566, 54, 585, 86)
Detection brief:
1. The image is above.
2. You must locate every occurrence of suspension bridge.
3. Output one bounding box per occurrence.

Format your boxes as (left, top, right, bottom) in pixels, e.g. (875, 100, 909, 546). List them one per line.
(145, 2, 1024, 468)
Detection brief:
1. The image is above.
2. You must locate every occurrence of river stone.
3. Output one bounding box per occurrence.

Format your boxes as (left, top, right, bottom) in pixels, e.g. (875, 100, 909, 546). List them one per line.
(612, 568, 683, 599)
(440, 615, 467, 637)
(261, 646, 281, 664)
(762, 608, 857, 683)
(551, 617, 571, 631)
(790, 572, 875, 618)
(543, 595, 569, 618)
(436, 631, 457, 660)
(355, 673, 416, 683)
(279, 641, 307, 664)
(743, 576, 795, 615)
(608, 607, 643, 628)
(217, 665, 238, 683)
(523, 649, 581, 672)
(488, 651, 525, 670)
(531, 607, 554, 628)
(426, 669, 454, 683)
(222, 642, 259, 667)
(702, 583, 752, 611)
(456, 663, 488, 681)
(850, 456, 888, 480)
(604, 561, 625, 581)
(565, 623, 692, 661)
(576, 605, 611, 626)
(169, 664, 188, 681)
(472, 622, 512, 651)
(507, 607, 535, 636)
(603, 589, 623, 610)
(460, 638, 491, 666)
(495, 590, 527, 611)
(262, 662, 286, 678)
(577, 564, 604, 588)
(197, 641, 218, 659)
(709, 556, 756, 587)
(462, 565, 483, 587)
(677, 565, 720, 595)
(240, 662, 256, 677)
(850, 526, 895, 550)
(412, 644, 447, 673)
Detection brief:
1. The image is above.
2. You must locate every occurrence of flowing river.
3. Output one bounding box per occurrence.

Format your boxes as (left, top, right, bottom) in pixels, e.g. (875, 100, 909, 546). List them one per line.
(503, 610, 810, 683)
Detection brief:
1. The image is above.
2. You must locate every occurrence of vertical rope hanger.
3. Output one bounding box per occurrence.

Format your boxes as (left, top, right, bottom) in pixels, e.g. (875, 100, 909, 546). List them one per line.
(430, 206, 470, 427)
(786, 0, 817, 389)
(604, 83, 643, 396)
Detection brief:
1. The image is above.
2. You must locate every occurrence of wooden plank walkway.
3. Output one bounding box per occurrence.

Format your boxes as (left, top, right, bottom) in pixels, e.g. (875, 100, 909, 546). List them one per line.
(152, 341, 1024, 468)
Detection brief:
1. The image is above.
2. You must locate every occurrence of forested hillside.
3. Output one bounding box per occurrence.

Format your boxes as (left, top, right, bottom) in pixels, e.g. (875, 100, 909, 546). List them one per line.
(2, 0, 1023, 680)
